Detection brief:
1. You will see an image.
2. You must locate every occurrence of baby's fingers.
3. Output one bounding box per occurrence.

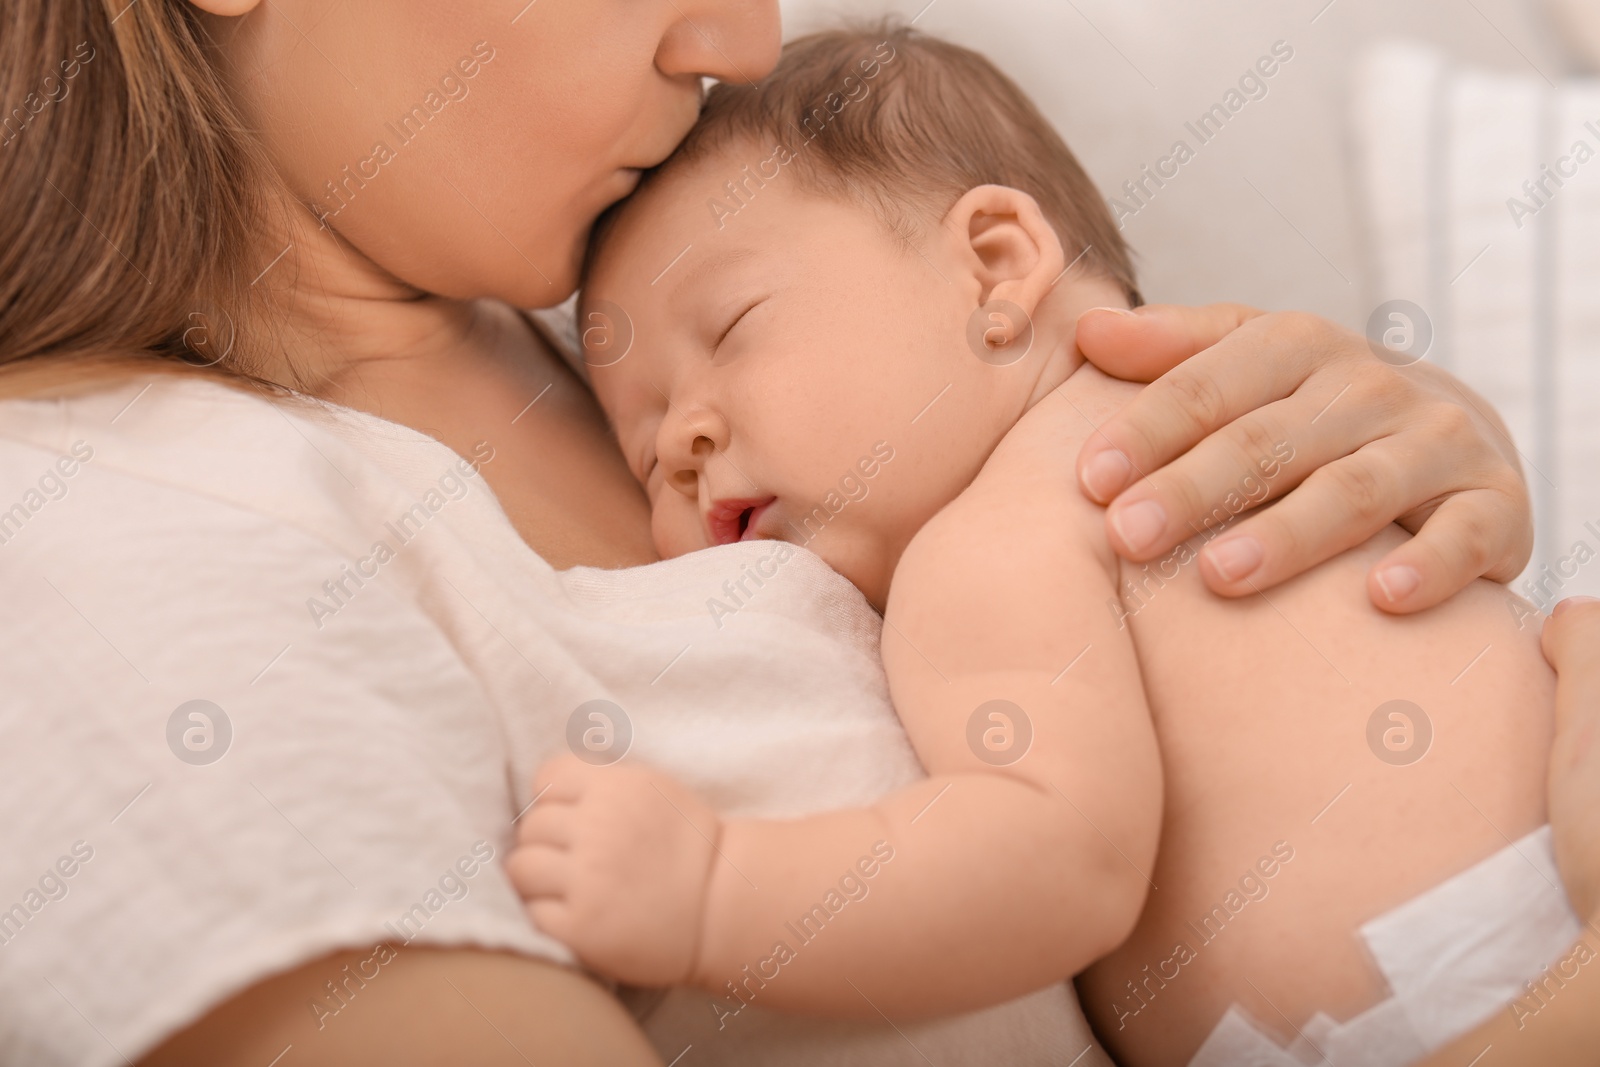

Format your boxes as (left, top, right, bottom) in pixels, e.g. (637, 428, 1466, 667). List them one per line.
(515, 800, 575, 849)
(526, 898, 575, 946)
(506, 844, 570, 900)
(530, 752, 598, 800)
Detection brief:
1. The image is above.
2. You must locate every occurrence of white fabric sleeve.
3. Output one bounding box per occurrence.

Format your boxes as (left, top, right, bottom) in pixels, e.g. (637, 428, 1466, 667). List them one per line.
(0, 440, 568, 1067)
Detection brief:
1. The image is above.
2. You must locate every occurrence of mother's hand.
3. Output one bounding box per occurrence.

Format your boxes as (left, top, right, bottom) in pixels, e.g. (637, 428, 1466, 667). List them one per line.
(1546, 597, 1600, 923)
(1074, 304, 1532, 613)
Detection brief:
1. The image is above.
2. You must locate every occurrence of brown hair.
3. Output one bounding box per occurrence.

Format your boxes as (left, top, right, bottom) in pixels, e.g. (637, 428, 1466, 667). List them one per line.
(603, 21, 1140, 303)
(0, 0, 281, 396)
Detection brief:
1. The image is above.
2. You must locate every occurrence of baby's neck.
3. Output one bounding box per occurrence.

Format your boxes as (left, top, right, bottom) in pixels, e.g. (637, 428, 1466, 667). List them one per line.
(1016, 282, 1128, 414)
(1020, 336, 1086, 413)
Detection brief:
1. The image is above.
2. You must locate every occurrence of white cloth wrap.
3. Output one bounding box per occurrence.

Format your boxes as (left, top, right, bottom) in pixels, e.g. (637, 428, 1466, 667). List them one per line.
(0, 377, 1097, 1066)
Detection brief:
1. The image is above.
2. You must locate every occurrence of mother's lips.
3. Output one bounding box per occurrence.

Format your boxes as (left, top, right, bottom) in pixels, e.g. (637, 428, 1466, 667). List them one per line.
(707, 497, 776, 546)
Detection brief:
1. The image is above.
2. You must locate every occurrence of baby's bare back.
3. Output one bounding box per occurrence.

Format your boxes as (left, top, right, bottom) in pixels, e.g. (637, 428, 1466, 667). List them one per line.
(1062, 371, 1555, 1067)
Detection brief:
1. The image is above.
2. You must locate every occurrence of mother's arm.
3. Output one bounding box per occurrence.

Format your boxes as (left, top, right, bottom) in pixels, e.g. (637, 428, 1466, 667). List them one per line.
(1413, 598, 1600, 1066)
(1074, 305, 1531, 613)
(143, 948, 660, 1066)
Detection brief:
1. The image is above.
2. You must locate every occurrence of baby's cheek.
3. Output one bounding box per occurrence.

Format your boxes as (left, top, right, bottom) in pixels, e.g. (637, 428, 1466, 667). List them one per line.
(652, 493, 707, 560)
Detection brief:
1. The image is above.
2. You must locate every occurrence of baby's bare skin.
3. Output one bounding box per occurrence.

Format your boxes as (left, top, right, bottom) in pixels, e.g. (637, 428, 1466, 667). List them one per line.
(516, 166, 1167, 1017)
(1046, 369, 1553, 1065)
(508, 144, 1554, 1065)
(881, 348, 1552, 1062)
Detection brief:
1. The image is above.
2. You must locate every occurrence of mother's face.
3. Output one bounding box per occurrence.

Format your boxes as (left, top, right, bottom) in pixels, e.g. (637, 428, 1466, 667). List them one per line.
(212, 0, 780, 306)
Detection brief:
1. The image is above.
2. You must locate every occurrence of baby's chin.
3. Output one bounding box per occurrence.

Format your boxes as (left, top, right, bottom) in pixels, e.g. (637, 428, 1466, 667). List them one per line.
(654, 539, 700, 561)
(651, 519, 709, 562)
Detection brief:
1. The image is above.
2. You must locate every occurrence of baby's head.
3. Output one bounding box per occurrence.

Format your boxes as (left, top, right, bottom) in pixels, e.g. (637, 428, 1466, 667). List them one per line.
(582, 24, 1137, 608)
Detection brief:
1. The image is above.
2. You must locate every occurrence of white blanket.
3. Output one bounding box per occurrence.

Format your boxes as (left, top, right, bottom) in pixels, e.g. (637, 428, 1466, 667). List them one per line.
(0, 375, 1098, 1065)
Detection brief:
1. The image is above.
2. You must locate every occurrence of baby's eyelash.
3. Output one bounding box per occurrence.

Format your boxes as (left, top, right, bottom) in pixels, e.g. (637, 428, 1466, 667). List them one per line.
(713, 300, 759, 351)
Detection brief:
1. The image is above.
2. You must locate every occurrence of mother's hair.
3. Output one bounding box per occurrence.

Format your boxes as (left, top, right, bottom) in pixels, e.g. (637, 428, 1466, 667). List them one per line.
(0, 1, 277, 380)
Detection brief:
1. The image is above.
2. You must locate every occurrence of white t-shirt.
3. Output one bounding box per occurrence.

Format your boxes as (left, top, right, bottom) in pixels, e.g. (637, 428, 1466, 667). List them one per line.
(0, 375, 1097, 1066)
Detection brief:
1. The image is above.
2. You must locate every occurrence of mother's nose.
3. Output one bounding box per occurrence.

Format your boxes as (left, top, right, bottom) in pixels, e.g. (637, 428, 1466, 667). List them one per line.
(654, 0, 782, 85)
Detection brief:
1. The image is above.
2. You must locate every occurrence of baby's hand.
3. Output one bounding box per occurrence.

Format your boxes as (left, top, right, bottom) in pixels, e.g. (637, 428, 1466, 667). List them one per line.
(1543, 598, 1600, 923)
(506, 753, 720, 986)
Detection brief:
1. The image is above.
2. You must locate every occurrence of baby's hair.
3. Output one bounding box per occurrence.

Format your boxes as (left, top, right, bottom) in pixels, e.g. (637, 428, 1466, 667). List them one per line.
(592, 21, 1140, 305)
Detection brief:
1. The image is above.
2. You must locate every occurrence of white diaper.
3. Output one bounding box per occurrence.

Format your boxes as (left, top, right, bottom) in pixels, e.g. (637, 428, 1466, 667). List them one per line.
(1190, 826, 1582, 1067)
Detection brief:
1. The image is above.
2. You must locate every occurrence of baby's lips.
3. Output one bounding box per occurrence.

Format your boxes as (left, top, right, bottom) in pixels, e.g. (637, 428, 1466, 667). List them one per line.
(705, 496, 774, 546)
(739, 498, 776, 542)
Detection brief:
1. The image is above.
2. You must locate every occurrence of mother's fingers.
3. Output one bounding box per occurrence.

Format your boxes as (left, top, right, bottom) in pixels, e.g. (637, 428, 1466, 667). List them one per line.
(1078, 310, 1324, 505)
(1542, 598, 1600, 755)
(1365, 490, 1523, 613)
(1095, 378, 1366, 564)
(1542, 597, 1600, 922)
(1081, 304, 1537, 612)
(1075, 302, 1266, 387)
(1185, 436, 1430, 596)
(1544, 598, 1600, 683)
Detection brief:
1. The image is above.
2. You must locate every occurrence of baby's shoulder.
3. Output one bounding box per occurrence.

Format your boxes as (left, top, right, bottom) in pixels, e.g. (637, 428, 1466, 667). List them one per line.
(897, 367, 1130, 595)
(884, 367, 1134, 678)
(975, 365, 1141, 500)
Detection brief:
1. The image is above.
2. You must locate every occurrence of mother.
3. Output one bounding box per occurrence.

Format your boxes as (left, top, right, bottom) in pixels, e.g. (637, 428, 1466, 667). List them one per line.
(0, 1, 1537, 1065)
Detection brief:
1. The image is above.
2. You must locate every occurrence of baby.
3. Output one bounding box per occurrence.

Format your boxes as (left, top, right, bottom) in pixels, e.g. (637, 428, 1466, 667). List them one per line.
(509, 26, 1574, 1067)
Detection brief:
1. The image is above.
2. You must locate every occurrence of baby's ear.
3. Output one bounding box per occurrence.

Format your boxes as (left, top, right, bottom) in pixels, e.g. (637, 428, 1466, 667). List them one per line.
(943, 185, 1066, 345)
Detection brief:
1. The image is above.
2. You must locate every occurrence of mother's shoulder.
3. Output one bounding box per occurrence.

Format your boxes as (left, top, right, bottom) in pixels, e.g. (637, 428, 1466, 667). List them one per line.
(0, 362, 315, 460)
(0, 360, 445, 540)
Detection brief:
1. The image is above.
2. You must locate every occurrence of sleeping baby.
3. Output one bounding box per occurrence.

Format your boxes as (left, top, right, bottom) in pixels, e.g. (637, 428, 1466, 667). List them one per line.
(507, 25, 1577, 1067)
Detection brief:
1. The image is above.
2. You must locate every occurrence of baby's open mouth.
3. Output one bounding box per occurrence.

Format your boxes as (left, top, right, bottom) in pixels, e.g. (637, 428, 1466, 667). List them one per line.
(708, 497, 776, 546)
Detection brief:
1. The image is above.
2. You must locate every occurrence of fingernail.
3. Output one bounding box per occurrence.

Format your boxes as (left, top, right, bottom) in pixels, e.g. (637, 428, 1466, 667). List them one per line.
(1110, 498, 1167, 554)
(1554, 596, 1600, 616)
(1374, 565, 1422, 604)
(1083, 448, 1132, 501)
(1086, 306, 1137, 318)
(1204, 536, 1264, 583)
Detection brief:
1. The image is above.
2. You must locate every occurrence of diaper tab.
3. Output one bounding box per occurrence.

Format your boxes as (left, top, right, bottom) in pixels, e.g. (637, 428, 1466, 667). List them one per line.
(1189, 1006, 1305, 1067)
(1360, 825, 1581, 1049)
(1189, 826, 1580, 1066)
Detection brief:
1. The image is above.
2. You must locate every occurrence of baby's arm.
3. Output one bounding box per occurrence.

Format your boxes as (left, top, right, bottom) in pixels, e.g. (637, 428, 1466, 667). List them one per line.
(686, 388, 1163, 1016)
(510, 388, 1161, 1018)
